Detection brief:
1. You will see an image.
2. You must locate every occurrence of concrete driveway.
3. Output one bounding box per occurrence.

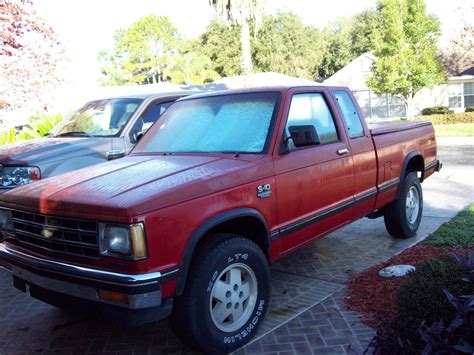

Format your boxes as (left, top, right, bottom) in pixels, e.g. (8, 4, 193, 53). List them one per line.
(0, 137, 473, 354)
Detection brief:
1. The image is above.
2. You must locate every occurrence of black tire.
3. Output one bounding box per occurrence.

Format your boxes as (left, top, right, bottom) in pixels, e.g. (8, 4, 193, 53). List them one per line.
(170, 234, 270, 354)
(384, 171, 423, 238)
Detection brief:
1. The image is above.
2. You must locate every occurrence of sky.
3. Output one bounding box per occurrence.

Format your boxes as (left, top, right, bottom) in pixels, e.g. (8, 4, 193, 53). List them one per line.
(34, 0, 473, 97)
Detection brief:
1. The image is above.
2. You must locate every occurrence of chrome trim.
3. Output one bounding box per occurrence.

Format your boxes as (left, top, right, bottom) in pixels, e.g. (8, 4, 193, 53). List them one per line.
(11, 265, 162, 309)
(378, 178, 400, 193)
(0, 243, 178, 287)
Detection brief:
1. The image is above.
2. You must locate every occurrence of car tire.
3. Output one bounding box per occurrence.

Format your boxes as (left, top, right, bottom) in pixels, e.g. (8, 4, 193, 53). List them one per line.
(170, 234, 270, 353)
(384, 171, 423, 238)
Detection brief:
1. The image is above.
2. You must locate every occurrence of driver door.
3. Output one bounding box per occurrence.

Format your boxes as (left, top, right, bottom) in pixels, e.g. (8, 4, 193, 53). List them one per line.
(273, 90, 354, 255)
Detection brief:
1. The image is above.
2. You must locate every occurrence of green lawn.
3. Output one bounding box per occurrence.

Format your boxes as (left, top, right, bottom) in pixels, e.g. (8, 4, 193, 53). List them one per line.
(434, 123, 474, 137)
(424, 204, 474, 248)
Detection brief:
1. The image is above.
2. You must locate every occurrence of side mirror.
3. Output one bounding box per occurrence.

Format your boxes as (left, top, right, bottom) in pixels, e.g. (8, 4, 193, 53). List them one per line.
(288, 125, 320, 148)
(107, 149, 126, 160)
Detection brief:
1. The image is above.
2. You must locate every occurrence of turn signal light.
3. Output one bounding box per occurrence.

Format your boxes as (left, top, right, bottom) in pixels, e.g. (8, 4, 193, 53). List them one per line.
(97, 289, 129, 305)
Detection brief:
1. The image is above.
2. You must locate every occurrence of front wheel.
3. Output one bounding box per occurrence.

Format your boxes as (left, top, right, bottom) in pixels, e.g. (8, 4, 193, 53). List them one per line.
(384, 171, 423, 238)
(170, 234, 270, 353)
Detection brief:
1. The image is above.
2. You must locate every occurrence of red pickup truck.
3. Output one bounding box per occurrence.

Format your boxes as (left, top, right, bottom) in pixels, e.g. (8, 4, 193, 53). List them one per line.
(0, 86, 441, 353)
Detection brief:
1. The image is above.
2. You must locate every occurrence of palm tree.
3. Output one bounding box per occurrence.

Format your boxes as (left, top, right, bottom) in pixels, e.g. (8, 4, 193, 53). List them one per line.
(209, 0, 266, 75)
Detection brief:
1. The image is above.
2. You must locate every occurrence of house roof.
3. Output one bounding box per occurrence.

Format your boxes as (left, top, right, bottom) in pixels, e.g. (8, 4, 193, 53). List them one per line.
(323, 53, 376, 90)
(459, 67, 474, 76)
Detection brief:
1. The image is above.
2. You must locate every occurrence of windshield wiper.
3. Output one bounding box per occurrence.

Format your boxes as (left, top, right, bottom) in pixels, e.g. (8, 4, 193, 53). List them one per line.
(55, 131, 92, 137)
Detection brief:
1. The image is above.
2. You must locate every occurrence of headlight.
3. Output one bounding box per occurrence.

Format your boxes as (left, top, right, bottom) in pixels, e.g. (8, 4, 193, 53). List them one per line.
(99, 223, 147, 260)
(0, 166, 41, 188)
(0, 208, 14, 231)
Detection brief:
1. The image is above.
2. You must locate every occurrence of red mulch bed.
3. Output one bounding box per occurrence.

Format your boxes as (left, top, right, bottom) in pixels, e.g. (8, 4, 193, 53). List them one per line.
(344, 244, 474, 328)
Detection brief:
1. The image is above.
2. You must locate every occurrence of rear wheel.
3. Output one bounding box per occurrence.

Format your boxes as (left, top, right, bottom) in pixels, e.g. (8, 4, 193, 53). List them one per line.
(170, 234, 270, 353)
(384, 171, 423, 238)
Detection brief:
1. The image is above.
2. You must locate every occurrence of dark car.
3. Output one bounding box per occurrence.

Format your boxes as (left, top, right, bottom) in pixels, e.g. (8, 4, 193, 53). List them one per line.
(0, 91, 196, 190)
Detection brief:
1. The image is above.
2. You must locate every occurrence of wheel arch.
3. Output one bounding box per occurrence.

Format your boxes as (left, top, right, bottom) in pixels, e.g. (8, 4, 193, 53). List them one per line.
(174, 208, 270, 296)
(397, 150, 425, 199)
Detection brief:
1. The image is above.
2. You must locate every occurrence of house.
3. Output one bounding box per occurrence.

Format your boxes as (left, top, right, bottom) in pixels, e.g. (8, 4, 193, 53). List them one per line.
(324, 53, 474, 121)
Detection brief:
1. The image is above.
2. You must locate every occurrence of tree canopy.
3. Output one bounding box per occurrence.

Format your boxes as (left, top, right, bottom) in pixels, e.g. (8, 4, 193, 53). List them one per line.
(254, 12, 325, 80)
(98, 9, 380, 86)
(209, 0, 266, 75)
(99, 15, 180, 86)
(193, 20, 242, 78)
(367, 0, 446, 115)
(0, 0, 65, 115)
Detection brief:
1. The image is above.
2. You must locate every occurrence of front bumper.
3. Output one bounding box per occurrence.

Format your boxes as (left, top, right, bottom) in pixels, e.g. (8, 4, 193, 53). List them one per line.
(0, 243, 177, 324)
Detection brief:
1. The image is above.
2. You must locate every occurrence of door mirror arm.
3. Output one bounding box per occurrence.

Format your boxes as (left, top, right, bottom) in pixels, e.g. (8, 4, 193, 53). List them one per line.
(279, 135, 292, 155)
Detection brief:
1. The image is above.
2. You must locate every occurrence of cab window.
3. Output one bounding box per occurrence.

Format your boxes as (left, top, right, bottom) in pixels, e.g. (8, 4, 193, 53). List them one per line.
(333, 91, 364, 138)
(286, 93, 339, 148)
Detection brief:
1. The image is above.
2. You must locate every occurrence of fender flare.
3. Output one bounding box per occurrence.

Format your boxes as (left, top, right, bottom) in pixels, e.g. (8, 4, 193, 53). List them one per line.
(397, 150, 424, 199)
(174, 208, 270, 296)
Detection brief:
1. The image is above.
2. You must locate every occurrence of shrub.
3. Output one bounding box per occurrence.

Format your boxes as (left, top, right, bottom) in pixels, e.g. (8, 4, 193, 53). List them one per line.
(0, 128, 19, 146)
(413, 111, 474, 124)
(18, 112, 63, 139)
(394, 255, 472, 341)
(367, 253, 474, 354)
(421, 106, 454, 115)
(466, 107, 474, 113)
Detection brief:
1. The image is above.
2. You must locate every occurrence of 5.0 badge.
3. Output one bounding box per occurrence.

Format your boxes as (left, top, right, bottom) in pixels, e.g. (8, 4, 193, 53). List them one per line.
(256, 184, 271, 198)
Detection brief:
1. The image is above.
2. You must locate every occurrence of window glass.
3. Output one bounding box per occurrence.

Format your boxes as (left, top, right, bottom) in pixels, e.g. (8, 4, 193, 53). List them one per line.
(136, 93, 279, 154)
(448, 84, 463, 108)
(286, 93, 339, 146)
(464, 83, 474, 108)
(464, 95, 474, 108)
(142, 101, 173, 124)
(464, 82, 474, 96)
(129, 101, 173, 141)
(333, 91, 364, 138)
(50, 98, 142, 137)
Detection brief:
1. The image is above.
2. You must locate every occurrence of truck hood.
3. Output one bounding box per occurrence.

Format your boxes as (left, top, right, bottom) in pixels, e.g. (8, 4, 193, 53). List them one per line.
(0, 154, 265, 220)
(0, 138, 110, 166)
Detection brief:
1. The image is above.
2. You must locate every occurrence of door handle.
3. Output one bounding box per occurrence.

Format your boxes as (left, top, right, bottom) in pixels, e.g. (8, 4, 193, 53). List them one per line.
(337, 148, 349, 155)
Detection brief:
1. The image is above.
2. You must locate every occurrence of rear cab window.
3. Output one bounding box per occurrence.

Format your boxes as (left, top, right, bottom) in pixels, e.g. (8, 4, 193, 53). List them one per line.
(332, 90, 365, 138)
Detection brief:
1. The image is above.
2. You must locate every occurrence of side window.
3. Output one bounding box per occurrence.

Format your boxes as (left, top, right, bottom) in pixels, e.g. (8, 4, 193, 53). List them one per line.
(286, 93, 339, 148)
(333, 91, 364, 138)
(141, 101, 173, 124)
(129, 101, 174, 141)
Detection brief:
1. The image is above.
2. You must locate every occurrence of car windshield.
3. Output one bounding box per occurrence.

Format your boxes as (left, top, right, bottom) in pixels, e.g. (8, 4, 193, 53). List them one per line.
(50, 98, 143, 137)
(135, 92, 279, 154)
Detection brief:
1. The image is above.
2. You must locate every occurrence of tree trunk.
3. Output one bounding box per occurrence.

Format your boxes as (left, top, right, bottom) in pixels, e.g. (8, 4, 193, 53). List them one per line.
(240, 20, 253, 76)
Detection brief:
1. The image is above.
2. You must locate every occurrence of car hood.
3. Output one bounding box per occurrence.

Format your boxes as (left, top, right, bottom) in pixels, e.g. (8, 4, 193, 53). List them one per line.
(0, 138, 110, 166)
(0, 154, 266, 220)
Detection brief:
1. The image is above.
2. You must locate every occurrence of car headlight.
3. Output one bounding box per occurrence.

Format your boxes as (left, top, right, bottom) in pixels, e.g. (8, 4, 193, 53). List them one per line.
(99, 223, 147, 260)
(0, 208, 14, 231)
(0, 166, 41, 188)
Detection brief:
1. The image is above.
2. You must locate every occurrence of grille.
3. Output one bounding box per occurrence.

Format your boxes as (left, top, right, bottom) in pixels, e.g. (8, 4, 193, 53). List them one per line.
(11, 210, 100, 259)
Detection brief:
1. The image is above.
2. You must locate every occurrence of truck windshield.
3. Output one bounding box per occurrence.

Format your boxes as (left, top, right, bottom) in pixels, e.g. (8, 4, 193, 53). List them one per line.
(135, 92, 279, 154)
(50, 98, 143, 137)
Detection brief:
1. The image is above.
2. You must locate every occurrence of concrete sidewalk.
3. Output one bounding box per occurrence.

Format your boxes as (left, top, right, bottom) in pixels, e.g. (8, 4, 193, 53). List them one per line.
(0, 139, 472, 354)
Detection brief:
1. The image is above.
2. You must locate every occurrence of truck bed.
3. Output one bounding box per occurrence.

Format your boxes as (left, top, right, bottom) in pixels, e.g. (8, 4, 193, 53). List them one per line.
(369, 120, 432, 136)
(368, 120, 437, 210)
